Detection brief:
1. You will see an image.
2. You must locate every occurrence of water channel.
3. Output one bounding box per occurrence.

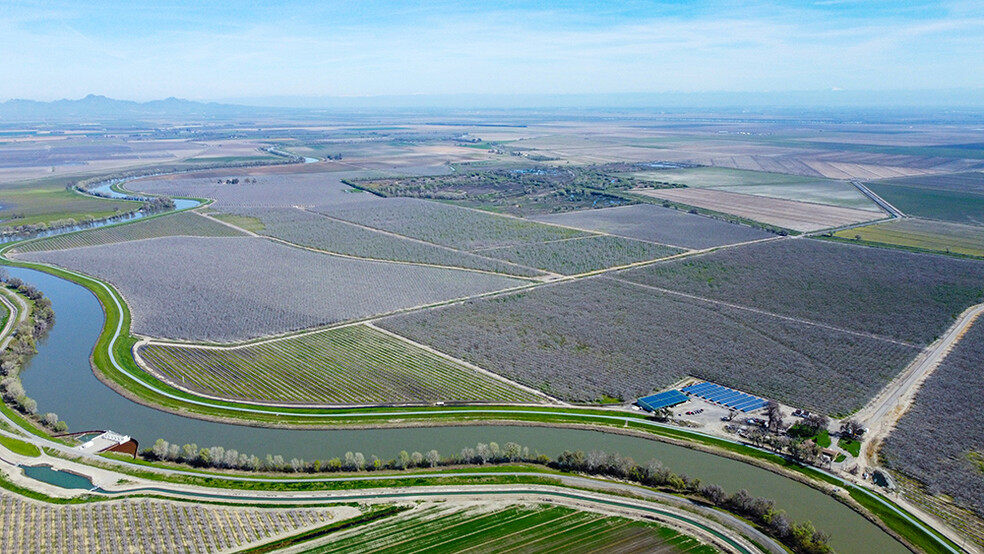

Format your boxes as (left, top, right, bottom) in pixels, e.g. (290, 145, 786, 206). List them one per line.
(7, 265, 908, 553)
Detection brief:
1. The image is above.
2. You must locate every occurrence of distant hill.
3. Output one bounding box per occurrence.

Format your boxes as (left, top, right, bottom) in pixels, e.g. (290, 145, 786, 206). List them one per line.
(0, 94, 293, 123)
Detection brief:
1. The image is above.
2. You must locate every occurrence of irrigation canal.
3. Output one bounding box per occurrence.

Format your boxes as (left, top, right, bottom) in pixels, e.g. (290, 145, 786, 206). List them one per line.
(7, 265, 909, 554)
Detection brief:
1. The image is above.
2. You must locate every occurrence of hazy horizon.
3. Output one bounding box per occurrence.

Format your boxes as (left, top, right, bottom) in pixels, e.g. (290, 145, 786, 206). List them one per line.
(3, 1, 982, 105)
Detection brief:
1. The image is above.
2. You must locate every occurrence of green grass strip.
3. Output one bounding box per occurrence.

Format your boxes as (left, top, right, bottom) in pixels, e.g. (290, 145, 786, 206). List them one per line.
(0, 433, 41, 457)
(848, 487, 962, 554)
(233, 505, 410, 554)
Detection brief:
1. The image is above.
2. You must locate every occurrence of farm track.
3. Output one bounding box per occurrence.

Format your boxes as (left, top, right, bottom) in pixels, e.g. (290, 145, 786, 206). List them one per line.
(295, 207, 561, 278)
(0, 420, 772, 554)
(136, 324, 552, 406)
(858, 302, 984, 469)
(852, 180, 906, 218)
(0, 287, 28, 351)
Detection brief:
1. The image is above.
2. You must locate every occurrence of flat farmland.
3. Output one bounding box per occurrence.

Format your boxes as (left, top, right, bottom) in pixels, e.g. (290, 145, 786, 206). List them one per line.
(833, 218, 984, 257)
(139, 324, 544, 405)
(865, 181, 984, 225)
(11, 211, 245, 253)
(380, 277, 918, 413)
(0, 183, 139, 228)
(0, 136, 207, 184)
(306, 503, 714, 554)
(630, 166, 879, 211)
(872, 171, 984, 195)
(129, 170, 380, 210)
(314, 198, 590, 251)
(632, 187, 884, 232)
(15, 236, 527, 342)
(531, 204, 771, 249)
(620, 238, 984, 345)
(477, 235, 683, 275)
(0, 490, 349, 554)
(231, 207, 544, 277)
(881, 318, 984, 518)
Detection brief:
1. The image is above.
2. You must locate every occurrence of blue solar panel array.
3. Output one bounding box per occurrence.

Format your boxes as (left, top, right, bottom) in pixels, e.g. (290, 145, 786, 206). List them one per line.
(637, 390, 689, 412)
(681, 382, 767, 412)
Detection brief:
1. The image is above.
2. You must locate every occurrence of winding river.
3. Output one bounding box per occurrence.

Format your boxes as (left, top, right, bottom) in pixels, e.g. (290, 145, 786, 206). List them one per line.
(8, 265, 908, 553)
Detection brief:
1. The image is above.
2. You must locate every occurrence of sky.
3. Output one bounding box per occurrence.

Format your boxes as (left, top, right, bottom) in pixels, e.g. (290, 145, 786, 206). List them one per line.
(1, 0, 982, 103)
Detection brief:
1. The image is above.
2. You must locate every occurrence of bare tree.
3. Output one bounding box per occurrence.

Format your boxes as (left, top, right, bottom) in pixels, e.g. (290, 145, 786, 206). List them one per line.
(840, 419, 865, 439)
(766, 400, 784, 433)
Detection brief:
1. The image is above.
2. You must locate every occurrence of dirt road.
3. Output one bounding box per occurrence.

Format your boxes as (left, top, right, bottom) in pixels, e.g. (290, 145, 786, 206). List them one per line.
(856, 302, 984, 469)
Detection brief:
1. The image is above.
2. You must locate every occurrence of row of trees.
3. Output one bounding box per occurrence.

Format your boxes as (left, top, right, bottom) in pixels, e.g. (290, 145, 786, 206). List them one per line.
(144, 439, 539, 473)
(551, 450, 831, 554)
(1, 195, 172, 241)
(0, 273, 66, 432)
(142, 438, 830, 554)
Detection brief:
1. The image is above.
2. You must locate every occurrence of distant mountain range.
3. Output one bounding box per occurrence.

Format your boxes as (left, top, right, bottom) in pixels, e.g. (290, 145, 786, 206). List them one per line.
(0, 94, 293, 123)
(2, 91, 981, 125)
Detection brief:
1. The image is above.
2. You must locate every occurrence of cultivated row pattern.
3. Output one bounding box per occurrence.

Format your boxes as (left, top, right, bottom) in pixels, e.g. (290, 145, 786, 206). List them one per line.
(12, 212, 244, 253)
(531, 204, 772, 250)
(139, 324, 543, 405)
(16, 236, 526, 342)
(229, 207, 544, 277)
(313, 198, 589, 251)
(380, 277, 919, 413)
(0, 491, 340, 553)
(881, 317, 984, 518)
(620, 238, 984, 345)
(129, 172, 378, 210)
(316, 503, 710, 554)
(477, 235, 683, 275)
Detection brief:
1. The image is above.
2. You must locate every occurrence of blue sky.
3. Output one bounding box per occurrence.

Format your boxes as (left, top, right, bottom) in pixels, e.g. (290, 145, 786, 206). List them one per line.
(1, 1, 982, 102)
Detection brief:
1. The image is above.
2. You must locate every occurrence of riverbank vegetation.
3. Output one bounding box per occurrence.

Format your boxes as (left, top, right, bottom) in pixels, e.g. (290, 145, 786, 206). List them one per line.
(15, 236, 526, 342)
(139, 438, 832, 554)
(0, 273, 65, 432)
(11, 211, 243, 254)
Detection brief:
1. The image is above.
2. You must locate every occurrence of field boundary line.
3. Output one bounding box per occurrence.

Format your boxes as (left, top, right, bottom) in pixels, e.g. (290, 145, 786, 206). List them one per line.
(134, 337, 545, 410)
(202, 208, 548, 280)
(294, 207, 556, 279)
(365, 322, 566, 406)
(857, 302, 984, 470)
(607, 276, 917, 348)
(469, 234, 602, 252)
(561, 235, 782, 281)
(197, 211, 262, 237)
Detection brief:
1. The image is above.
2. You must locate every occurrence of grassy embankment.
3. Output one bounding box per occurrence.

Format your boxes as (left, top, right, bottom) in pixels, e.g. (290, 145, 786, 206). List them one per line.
(0, 433, 40, 457)
(0, 226, 958, 554)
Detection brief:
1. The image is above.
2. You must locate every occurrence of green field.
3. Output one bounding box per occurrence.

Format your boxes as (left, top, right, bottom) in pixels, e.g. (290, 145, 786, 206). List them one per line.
(865, 182, 984, 225)
(210, 212, 266, 232)
(0, 434, 41, 457)
(297, 504, 715, 554)
(139, 324, 545, 405)
(834, 218, 984, 257)
(629, 166, 878, 210)
(0, 183, 138, 228)
(12, 211, 245, 253)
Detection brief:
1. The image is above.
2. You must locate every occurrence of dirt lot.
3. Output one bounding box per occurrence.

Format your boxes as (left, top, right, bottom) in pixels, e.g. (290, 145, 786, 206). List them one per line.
(633, 187, 884, 232)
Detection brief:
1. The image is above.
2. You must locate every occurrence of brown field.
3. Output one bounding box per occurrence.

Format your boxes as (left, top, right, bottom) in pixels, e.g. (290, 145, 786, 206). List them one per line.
(0, 137, 210, 183)
(634, 187, 885, 231)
